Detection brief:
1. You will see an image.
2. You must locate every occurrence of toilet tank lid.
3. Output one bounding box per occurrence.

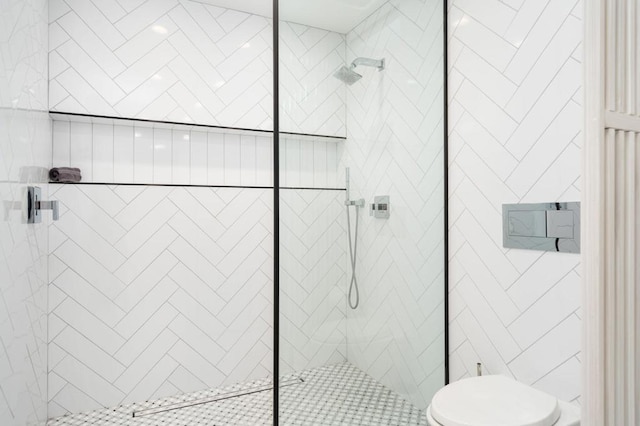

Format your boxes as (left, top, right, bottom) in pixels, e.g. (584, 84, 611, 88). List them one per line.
(430, 375, 561, 426)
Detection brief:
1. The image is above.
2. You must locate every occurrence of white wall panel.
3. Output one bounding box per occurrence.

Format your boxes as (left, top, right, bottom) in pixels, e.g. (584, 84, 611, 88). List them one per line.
(51, 119, 344, 189)
(279, 23, 346, 136)
(343, 0, 446, 410)
(0, 0, 50, 424)
(48, 186, 273, 417)
(49, 0, 347, 137)
(448, 0, 583, 404)
(279, 189, 348, 374)
(48, 185, 347, 416)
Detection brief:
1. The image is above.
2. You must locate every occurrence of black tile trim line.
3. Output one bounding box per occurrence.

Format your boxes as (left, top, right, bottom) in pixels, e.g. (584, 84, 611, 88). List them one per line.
(272, 0, 281, 423)
(49, 111, 347, 141)
(49, 182, 346, 191)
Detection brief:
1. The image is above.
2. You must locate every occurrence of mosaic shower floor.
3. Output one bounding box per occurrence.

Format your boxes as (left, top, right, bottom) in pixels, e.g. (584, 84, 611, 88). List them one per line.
(47, 362, 427, 425)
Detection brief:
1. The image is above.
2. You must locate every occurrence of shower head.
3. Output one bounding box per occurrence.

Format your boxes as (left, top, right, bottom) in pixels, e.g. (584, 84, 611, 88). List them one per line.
(334, 66, 363, 85)
(333, 57, 386, 85)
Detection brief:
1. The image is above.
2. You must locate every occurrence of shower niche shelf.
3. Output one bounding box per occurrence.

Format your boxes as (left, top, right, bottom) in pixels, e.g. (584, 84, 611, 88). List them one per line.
(49, 112, 346, 143)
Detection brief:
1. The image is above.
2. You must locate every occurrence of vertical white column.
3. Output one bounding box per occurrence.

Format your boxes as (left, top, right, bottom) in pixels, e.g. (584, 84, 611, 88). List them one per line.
(584, 0, 640, 424)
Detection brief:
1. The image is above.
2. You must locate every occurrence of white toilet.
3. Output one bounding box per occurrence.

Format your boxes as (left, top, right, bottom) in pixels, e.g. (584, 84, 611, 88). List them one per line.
(426, 375, 580, 426)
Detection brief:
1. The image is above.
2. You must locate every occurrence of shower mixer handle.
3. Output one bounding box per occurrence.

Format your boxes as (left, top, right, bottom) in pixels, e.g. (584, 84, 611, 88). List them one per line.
(38, 200, 59, 221)
(27, 186, 59, 223)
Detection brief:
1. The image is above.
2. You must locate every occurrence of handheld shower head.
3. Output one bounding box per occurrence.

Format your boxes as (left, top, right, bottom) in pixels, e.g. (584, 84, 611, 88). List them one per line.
(333, 57, 385, 85)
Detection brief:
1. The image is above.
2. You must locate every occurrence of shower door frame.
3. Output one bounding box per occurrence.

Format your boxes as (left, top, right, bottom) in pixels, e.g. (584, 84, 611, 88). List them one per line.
(272, 0, 281, 423)
(270, 1, 450, 424)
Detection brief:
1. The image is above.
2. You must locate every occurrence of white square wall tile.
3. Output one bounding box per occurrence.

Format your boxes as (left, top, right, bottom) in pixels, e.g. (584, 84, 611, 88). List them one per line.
(69, 121, 92, 181)
(172, 130, 191, 184)
(255, 136, 272, 187)
(312, 141, 328, 188)
(93, 124, 114, 183)
(153, 128, 172, 184)
(113, 125, 134, 183)
(224, 134, 241, 186)
(133, 127, 154, 184)
(299, 140, 314, 188)
(52, 120, 71, 167)
(240, 135, 257, 186)
(284, 139, 300, 187)
(190, 131, 208, 185)
(207, 132, 225, 186)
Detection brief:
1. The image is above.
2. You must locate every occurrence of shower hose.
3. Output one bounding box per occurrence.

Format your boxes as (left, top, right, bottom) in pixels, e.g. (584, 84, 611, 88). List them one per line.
(346, 204, 360, 309)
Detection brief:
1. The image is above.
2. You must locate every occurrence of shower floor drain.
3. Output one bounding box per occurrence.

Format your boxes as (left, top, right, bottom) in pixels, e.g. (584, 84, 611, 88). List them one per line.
(132, 377, 304, 418)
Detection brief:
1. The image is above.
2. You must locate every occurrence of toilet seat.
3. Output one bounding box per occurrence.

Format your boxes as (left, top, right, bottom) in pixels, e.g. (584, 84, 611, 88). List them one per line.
(428, 375, 561, 426)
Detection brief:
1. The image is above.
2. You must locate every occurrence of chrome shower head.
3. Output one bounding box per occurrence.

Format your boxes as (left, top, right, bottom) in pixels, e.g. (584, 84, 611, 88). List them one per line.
(334, 57, 385, 85)
(334, 66, 363, 85)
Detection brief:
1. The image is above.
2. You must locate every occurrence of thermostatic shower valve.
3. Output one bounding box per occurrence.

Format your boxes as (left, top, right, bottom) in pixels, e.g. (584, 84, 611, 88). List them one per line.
(370, 196, 390, 219)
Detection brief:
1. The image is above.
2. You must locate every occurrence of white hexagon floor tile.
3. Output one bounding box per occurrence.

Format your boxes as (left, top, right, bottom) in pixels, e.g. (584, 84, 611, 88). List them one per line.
(48, 363, 426, 425)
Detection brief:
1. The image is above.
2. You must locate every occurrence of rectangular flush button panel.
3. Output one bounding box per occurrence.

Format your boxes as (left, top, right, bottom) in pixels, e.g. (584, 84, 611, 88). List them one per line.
(546, 210, 574, 238)
(507, 210, 547, 237)
(503, 202, 580, 253)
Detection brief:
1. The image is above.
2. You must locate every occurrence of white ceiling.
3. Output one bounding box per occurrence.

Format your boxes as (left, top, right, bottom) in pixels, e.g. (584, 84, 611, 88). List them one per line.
(196, 0, 388, 33)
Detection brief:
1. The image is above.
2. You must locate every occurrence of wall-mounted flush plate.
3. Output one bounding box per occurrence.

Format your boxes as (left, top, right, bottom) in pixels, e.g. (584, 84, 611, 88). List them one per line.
(503, 202, 580, 253)
(370, 196, 390, 219)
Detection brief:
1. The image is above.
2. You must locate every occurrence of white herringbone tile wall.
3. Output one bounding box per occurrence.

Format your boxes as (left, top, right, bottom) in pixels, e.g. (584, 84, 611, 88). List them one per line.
(342, 0, 446, 410)
(47, 185, 347, 416)
(448, 0, 583, 404)
(49, 0, 273, 130)
(49, 0, 346, 136)
(0, 0, 51, 425)
(279, 22, 346, 137)
(48, 185, 274, 417)
(279, 189, 348, 375)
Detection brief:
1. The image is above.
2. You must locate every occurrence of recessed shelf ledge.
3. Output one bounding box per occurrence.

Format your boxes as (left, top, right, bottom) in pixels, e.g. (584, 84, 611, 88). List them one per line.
(49, 112, 347, 143)
(48, 181, 347, 191)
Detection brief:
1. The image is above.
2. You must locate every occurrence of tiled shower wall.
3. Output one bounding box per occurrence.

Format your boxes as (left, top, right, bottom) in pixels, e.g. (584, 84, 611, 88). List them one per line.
(48, 185, 274, 416)
(343, 0, 446, 410)
(49, 0, 346, 136)
(0, 0, 51, 425)
(51, 119, 344, 189)
(48, 184, 347, 416)
(46, 0, 350, 416)
(279, 189, 348, 374)
(448, 0, 583, 404)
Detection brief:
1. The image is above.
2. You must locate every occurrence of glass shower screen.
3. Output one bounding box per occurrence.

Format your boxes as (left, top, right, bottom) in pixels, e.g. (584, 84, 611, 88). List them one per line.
(277, 0, 447, 424)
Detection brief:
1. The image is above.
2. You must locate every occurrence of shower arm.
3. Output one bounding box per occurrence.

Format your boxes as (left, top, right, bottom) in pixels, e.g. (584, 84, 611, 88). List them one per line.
(351, 57, 385, 71)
